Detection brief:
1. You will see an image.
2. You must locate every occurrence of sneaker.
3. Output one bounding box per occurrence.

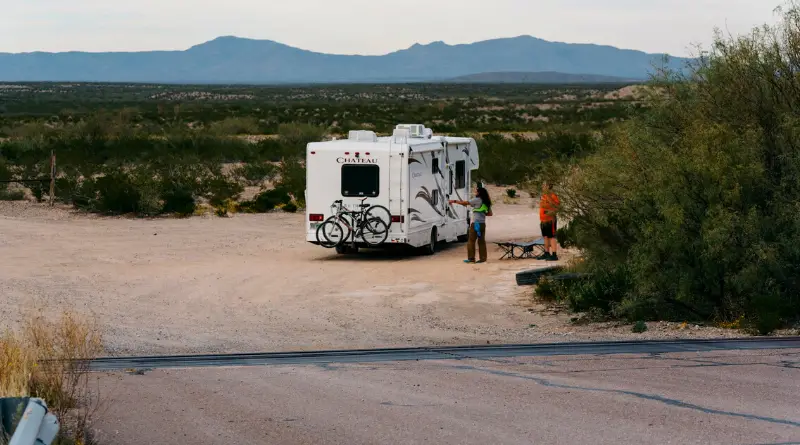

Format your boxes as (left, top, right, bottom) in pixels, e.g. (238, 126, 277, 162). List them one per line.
(476, 260, 487, 264)
(464, 259, 476, 263)
(535, 253, 551, 261)
(546, 253, 559, 262)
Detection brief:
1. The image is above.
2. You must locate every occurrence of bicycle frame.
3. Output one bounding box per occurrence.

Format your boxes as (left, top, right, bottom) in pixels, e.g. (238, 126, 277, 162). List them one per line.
(329, 200, 370, 245)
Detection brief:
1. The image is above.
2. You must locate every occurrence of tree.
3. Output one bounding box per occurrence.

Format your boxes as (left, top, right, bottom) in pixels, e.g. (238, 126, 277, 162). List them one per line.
(559, 3, 800, 333)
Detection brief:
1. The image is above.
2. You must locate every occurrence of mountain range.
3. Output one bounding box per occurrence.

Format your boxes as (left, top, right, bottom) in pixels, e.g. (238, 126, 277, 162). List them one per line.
(0, 36, 687, 84)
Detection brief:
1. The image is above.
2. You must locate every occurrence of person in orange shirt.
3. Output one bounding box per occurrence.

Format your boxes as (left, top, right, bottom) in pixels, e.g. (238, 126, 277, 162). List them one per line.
(538, 182, 560, 261)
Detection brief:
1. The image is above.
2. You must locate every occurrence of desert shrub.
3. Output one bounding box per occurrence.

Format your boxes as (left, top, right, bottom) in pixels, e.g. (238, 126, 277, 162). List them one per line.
(555, 220, 579, 249)
(0, 334, 33, 397)
(205, 175, 244, 208)
(534, 277, 562, 302)
(559, 6, 800, 332)
(240, 187, 292, 213)
(0, 311, 104, 445)
(93, 172, 142, 214)
(0, 157, 10, 182)
(231, 162, 278, 186)
(209, 117, 259, 135)
(275, 157, 306, 201)
(506, 188, 517, 198)
(277, 122, 326, 154)
(282, 202, 298, 213)
(29, 182, 46, 202)
(0, 187, 25, 201)
(476, 132, 595, 186)
(160, 185, 196, 216)
(632, 321, 648, 333)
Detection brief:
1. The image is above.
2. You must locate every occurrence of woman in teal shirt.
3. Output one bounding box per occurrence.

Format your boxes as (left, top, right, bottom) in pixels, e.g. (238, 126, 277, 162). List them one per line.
(450, 186, 493, 263)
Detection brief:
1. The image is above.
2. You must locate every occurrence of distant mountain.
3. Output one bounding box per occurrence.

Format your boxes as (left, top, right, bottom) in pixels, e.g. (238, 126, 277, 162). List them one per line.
(0, 36, 687, 84)
(447, 71, 640, 84)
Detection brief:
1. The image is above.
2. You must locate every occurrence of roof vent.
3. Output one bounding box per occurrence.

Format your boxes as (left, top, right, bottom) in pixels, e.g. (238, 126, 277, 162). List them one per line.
(392, 128, 410, 144)
(348, 130, 378, 142)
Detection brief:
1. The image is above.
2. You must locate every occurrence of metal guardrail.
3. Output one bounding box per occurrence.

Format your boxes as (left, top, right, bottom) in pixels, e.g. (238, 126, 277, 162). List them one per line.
(0, 398, 59, 445)
(88, 336, 800, 371)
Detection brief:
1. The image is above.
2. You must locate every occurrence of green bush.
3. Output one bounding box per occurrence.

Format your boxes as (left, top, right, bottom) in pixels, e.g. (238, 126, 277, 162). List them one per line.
(205, 176, 244, 208)
(283, 202, 298, 213)
(161, 186, 196, 216)
(232, 162, 278, 186)
(93, 173, 142, 214)
(555, 221, 578, 249)
(240, 187, 292, 213)
(476, 132, 595, 186)
(275, 157, 306, 201)
(0, 187, 25, 201)
(559, 7, 800, 332)
(632, 321, 648, 333)
(506, 188, 517, 198)
(0, 157, 11, 182)
(534, 277, 562, 302)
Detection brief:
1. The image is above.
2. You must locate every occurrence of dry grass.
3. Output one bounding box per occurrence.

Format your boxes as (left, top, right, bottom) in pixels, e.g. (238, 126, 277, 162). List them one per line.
(0, 333, 35, 397)
(0, 311, 104, 445)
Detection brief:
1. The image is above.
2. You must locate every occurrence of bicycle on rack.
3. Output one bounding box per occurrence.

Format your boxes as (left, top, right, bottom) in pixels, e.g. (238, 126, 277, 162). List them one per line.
(315, 198, 392, 249)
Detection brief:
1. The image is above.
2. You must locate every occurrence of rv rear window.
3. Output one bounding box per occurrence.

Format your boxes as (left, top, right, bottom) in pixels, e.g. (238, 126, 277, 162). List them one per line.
(341, 165, 380, 197)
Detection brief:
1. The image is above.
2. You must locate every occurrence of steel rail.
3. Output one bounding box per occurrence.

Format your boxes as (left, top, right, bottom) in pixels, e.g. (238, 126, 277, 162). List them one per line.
(88, 336, 800, 371)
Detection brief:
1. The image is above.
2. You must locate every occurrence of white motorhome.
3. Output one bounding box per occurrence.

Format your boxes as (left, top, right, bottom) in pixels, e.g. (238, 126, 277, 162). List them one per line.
(305, 124, 480, 254)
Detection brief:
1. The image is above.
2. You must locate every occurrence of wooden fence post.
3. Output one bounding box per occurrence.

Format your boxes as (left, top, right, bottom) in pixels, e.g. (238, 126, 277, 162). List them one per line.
(49, 150, 55, 206)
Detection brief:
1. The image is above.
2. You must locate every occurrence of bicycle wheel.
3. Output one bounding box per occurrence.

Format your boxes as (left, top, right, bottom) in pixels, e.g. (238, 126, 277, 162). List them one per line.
(360, 219, 389, 246)
(364, 205, 392, 233)
(316, 220, 345, 248)
(329, 214, 353, 243)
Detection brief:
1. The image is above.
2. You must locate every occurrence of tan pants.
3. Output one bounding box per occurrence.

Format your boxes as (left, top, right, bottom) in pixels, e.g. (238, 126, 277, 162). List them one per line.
(467, 222, 488, 262)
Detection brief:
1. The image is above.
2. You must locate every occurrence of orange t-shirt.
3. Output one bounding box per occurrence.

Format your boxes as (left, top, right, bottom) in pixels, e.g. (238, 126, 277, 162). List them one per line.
(539, 193, 559, 222)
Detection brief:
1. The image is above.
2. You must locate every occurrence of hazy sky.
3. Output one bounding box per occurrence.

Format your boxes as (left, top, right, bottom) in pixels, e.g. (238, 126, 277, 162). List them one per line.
(0, 0, 782, 56)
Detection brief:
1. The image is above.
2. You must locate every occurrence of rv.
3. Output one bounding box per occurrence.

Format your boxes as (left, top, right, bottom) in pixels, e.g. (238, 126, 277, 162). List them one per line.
(305, 124, 480, 254)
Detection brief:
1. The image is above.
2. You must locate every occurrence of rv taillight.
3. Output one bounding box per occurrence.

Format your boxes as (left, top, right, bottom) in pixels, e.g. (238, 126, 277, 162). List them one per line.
(365, 152, 370, 156)
(391, 215, 404, 223)
(344, 152, 350, 155)
(309, 214, 324, 222)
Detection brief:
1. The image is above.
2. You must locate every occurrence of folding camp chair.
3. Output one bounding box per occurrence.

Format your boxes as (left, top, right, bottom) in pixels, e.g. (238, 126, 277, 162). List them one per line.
(495, 237, 546, 260)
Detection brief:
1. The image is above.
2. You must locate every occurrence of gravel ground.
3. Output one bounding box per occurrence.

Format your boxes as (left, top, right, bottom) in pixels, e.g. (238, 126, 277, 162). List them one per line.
(0, 188, 786, 356)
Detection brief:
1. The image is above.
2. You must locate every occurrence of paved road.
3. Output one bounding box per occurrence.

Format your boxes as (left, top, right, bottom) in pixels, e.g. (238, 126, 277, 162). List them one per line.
(95, 346, 800, 444)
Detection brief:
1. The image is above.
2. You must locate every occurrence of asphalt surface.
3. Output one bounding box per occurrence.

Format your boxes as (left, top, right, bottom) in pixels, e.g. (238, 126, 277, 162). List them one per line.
(95, 345, 800, 445)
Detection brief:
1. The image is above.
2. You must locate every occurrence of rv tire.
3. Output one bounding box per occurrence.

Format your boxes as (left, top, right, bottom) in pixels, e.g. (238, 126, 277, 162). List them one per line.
(335, 245, 358, 255)
(424, 227, 438, 255)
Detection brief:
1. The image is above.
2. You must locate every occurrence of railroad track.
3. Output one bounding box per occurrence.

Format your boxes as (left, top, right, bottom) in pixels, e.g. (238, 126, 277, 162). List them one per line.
(89, 336, 800, 371)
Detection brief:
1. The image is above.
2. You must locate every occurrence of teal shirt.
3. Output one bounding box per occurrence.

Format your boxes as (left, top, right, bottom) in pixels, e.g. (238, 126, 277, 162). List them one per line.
(469, 198, 488, 223)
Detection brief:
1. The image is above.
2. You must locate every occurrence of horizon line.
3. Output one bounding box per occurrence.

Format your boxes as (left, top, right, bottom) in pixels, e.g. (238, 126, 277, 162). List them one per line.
(0, 34, 688, 58)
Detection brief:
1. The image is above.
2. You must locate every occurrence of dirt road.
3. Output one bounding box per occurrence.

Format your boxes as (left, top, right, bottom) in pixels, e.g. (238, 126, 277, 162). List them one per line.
(96, 347, 800, 445)
(0, 189, 741, 356)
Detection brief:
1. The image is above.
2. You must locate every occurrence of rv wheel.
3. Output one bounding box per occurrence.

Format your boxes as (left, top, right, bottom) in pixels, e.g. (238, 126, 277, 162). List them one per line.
(336, 245, 358, 255)
(425, 228, 438, 255)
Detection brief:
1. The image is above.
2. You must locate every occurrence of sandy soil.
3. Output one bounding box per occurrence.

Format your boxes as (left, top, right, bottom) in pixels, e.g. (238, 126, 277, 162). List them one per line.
(0, 187, 751, 356)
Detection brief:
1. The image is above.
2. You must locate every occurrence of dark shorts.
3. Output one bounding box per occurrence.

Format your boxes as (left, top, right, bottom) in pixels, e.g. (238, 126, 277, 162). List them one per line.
(541, 219, 557, 237)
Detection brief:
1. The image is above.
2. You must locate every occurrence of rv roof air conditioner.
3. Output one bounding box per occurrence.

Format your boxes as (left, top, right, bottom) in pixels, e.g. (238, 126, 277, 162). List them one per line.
(395, 124, 432, 139)
(348, 130, 378, 142)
